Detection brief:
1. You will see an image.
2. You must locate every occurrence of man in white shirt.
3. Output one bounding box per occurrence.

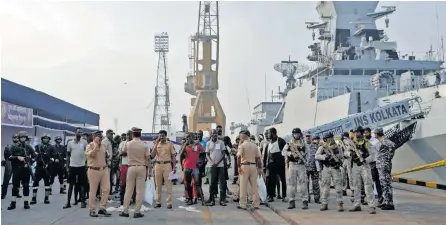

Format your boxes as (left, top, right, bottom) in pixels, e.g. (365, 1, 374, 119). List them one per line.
(205, 129, 227, 206)
(63, 128, 88, 209)
(365, 127, 383, 205)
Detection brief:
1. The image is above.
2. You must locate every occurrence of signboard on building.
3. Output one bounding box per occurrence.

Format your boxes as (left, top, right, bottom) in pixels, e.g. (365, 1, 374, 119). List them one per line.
(307, 99, 412, 138)
(1, 101, 33, 128)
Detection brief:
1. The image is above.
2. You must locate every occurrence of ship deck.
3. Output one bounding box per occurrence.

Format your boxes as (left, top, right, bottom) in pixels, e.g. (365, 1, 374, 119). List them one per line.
(2, 166, 446, 225)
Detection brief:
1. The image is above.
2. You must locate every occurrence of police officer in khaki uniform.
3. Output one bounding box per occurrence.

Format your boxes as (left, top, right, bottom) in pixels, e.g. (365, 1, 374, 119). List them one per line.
(237, 130, 262, 210)
(86, 130, 111, 217)
(150, 130, 176, 209)
(119, 127, 152, 218)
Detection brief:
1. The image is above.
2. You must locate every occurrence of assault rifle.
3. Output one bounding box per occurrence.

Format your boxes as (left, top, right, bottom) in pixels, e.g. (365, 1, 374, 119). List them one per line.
(289, 141, 307, 164)
(321, 144, 342, 165)
(36, 145, 51, 177)
(21, 145, 36, 181)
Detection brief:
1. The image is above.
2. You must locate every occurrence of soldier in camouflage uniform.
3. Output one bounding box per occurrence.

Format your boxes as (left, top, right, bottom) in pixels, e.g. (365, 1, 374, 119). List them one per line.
(315, 133, 344, 212)
(305, 135, 321, 204)
(374, 128, 395, 210)
(285, 128, 309, 210)
(345, 126, 376, 214)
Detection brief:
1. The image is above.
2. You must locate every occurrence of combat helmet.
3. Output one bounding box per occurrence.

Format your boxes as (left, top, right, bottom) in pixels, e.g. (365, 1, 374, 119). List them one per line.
(41, 133, 51, 141)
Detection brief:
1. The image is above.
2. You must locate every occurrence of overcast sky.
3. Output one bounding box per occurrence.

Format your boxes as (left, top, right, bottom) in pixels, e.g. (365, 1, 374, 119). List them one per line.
(1, 1, 445, 134)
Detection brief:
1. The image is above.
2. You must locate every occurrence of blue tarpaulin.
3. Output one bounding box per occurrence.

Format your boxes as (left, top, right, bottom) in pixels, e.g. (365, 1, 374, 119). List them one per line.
(1, 78, 99, 126)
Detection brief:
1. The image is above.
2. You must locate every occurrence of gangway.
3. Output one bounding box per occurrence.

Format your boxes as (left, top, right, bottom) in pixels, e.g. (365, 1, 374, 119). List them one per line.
(304, 97, 424, 138)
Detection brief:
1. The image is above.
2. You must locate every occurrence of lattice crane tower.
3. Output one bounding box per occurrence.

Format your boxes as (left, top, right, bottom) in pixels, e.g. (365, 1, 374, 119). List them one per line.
(184, 1, 226, 134)
(152, 32, 171, 134)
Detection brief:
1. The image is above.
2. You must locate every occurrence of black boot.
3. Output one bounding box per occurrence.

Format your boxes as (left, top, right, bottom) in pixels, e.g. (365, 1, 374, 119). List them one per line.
(63, 203, 71, 209)
(302, 200, 309, 210)
(7, 201, 16, 210)
(186, 198, 194, 206)
(30, 197, 37, 205)
(24, 201, 30, 209)
(44, 196, 50, 204)
(60, 187, 66, 194)
(287, 200, 296, 209)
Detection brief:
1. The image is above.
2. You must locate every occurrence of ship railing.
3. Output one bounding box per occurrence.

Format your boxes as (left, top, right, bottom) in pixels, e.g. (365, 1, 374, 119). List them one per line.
(317, 77, 440, 101)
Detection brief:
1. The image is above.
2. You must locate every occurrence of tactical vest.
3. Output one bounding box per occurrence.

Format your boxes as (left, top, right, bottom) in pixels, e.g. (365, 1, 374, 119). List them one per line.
(351, 140, 370, 166)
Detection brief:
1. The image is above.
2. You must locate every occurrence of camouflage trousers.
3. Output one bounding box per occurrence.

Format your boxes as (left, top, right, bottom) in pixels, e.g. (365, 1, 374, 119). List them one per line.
(307, 170, 320, 201)
(288, 163, 308, 202)
(320, 166, 343, 204)
(343, 158, 354, 192)
(378, 165, 394, 205)
(352, 163, 375, 207)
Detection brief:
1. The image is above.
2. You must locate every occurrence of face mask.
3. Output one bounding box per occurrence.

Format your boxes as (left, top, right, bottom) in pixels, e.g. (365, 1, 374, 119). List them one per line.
(13, 139, 19, 143)
(211, 135, 217, 142)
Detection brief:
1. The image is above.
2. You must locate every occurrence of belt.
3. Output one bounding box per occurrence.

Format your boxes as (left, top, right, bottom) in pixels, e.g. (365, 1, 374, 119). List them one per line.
(129, 165, 146, 167)
(156, 161, 171, 164)
(88, 166, 107, 171)
(240, 162, 256, 165)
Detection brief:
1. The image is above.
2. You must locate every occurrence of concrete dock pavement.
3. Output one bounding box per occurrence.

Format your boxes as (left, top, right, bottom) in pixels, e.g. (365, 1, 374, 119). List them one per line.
(1, 180, 287, 225)
(262, 185, 446, 225)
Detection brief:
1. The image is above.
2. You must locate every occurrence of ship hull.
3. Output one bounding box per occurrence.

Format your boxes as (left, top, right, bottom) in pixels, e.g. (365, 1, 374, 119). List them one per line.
(392, 133, 446, 185)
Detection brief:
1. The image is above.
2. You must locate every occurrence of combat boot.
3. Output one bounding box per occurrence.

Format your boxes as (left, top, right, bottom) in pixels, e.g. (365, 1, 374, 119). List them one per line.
(337, 202, 344, 212)
(320, 204, 328, 211)
(369, 207, 376, 214)
(119, 211, 130, 217)
(7, 201, 16, 210)
(314, 199, 321, 204)
(349, 205, 361, 212)
(302, 200, 309, 210)
(24, 201, 30, 209)
(133, 212, 144, 218)
(60, 187, 66, 194)
(186, 198, 194, 206)
(287, 200, 296, 209)
(30, 196, 37, 205)
(44, 196, 50, 204)
(381, 204, 395, 210)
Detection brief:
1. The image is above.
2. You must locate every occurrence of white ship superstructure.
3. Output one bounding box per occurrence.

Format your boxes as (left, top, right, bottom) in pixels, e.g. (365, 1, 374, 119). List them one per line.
(231, 1, 446, 185)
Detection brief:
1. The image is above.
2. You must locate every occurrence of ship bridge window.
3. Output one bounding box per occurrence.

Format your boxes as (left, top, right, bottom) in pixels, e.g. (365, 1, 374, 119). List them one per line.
(411, 70, 422, 75)
(351, 69, 364, 75)
(396, 69, 408, 75)
(364, 69, 377, 75)
(334, 69, 350, 75)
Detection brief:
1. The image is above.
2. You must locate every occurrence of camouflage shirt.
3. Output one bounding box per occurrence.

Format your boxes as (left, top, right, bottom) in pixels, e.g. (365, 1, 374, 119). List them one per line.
(305, 142, 319, 171)
(376, 137, 395, 169)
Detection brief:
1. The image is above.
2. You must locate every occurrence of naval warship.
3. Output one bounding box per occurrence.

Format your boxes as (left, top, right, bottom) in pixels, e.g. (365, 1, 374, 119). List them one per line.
(230, 1, 446, 186)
